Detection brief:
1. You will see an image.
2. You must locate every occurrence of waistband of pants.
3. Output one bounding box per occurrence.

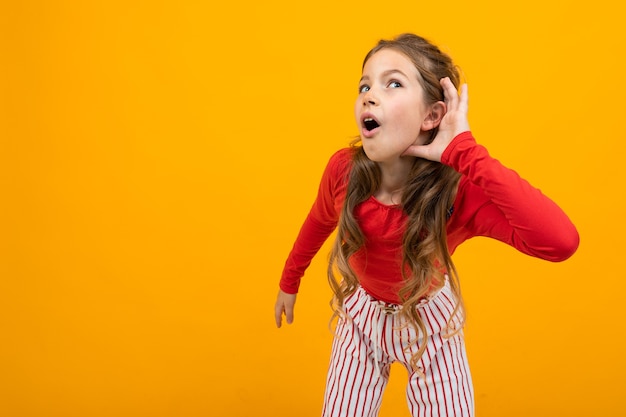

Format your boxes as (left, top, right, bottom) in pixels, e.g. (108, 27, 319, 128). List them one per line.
(364, 276, 449, 315)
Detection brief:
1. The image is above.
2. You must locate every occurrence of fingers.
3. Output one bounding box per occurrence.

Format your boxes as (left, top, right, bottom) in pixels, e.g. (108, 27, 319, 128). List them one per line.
(275, 290, 297, 328)
(274, 302, 284, 328)
(459, 83, 469, 112)
(284, 303, 294, 325)
(440, 77, 458, 107)
(440, 78, 468, 111)
(275, 301, 294, 328)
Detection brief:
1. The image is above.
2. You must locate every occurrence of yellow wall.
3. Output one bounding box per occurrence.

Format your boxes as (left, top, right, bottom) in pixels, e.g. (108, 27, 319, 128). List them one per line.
(1, 1, 624, 416)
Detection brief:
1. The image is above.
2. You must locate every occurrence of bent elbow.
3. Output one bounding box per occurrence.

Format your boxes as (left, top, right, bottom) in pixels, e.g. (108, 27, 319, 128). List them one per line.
(518, 223, 580, 262)
(545, 227, 580, 262)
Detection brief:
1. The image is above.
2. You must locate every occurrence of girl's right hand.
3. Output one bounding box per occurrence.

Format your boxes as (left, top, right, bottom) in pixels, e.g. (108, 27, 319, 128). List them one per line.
(274, 289, 297, 328)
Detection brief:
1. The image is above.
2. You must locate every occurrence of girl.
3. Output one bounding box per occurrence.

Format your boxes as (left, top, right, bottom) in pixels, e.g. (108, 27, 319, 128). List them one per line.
(274, 33, 579, 417)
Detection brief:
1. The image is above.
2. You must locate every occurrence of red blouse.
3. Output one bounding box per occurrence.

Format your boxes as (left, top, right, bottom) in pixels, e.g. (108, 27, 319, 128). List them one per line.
(279, 132, 579, 304)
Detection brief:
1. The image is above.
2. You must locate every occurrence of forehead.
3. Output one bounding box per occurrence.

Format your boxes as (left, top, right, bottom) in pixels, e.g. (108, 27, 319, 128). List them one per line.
(361, 48, 418, 77)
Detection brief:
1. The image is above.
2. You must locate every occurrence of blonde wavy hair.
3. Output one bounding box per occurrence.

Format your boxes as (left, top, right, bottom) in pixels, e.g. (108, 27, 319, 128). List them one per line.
(327, 33, 465, 371)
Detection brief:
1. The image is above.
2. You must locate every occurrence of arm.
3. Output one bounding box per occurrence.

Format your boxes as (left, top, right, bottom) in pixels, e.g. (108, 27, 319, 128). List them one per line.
(444, 132, 579, 261)
(275, 149, 350, 326)
(403, 78, 579, 260)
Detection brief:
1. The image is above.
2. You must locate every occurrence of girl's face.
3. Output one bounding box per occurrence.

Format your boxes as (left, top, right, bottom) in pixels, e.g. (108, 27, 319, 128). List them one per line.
(355, 48, 432, 163)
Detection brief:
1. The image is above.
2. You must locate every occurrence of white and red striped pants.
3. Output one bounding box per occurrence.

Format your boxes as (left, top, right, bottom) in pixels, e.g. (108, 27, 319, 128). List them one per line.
(322, 280, 474, 417)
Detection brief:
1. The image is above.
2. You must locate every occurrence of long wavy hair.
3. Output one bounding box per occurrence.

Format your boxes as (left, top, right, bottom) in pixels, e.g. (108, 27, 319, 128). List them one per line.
(327, 33, 464, 370)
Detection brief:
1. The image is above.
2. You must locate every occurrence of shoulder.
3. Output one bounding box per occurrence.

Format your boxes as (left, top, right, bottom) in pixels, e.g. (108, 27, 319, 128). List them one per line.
(457, 174, 491, 207)
(450, 174, 490, 223)
(324, 147, 355, 178)
(312, 148, 354, 214)
(328, 147, 354, 164)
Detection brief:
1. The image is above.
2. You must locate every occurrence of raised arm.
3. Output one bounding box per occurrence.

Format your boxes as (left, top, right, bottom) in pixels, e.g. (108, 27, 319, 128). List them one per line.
(403, 78, 578, 260)
(444, 132, 579, 261)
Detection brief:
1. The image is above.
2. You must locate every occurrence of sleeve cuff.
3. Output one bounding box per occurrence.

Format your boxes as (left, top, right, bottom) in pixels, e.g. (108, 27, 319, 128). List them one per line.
(440, 131, 474, 166)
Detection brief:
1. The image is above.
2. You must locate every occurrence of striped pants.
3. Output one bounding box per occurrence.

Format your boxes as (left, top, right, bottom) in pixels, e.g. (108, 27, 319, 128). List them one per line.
(322, 281, 474, 417)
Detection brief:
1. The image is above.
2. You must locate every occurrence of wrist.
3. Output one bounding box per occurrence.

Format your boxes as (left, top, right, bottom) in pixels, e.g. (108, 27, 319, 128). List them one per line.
(441, 131, 473, 165)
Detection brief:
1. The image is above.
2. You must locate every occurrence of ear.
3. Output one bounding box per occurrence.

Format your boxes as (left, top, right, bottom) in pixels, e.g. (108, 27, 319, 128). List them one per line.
(421, 101, 446, 131)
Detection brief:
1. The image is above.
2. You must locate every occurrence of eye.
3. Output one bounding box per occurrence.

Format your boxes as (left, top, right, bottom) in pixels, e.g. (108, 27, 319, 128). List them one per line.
(388, 80, 402, 88)
(358, 84, 370, 94)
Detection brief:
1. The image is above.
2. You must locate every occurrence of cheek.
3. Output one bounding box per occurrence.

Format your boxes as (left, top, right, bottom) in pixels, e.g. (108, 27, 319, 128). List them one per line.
(393, 111, 419, 132)
(396, 102, 426, 131)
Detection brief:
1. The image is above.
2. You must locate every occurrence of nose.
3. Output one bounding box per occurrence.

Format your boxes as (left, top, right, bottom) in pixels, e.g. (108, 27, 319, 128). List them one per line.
(362, 89, 378, 106)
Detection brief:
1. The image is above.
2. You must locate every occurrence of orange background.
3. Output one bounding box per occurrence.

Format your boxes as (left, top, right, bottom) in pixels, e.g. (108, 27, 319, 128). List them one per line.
(1, 1, 624, 416)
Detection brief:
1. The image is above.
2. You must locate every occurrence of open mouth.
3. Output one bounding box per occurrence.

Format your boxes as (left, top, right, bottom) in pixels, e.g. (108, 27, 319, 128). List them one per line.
(363, 117, 380, 132)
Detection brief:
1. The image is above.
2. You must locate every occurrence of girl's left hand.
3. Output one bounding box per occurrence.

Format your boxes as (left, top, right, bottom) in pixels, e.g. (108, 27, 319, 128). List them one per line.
(402, 77, 470, 162)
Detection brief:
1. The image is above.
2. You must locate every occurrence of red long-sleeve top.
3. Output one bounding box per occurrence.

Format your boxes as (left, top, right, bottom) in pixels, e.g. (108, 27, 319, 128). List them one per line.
(280, 132, 579, 304)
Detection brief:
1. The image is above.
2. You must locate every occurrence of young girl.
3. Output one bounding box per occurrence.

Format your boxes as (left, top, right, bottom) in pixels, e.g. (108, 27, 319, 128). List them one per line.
(274, 33, 579, 417)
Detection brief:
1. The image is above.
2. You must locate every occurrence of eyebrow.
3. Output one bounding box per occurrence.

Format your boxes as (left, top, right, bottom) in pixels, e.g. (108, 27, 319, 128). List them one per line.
(359, 69, 410, 83)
